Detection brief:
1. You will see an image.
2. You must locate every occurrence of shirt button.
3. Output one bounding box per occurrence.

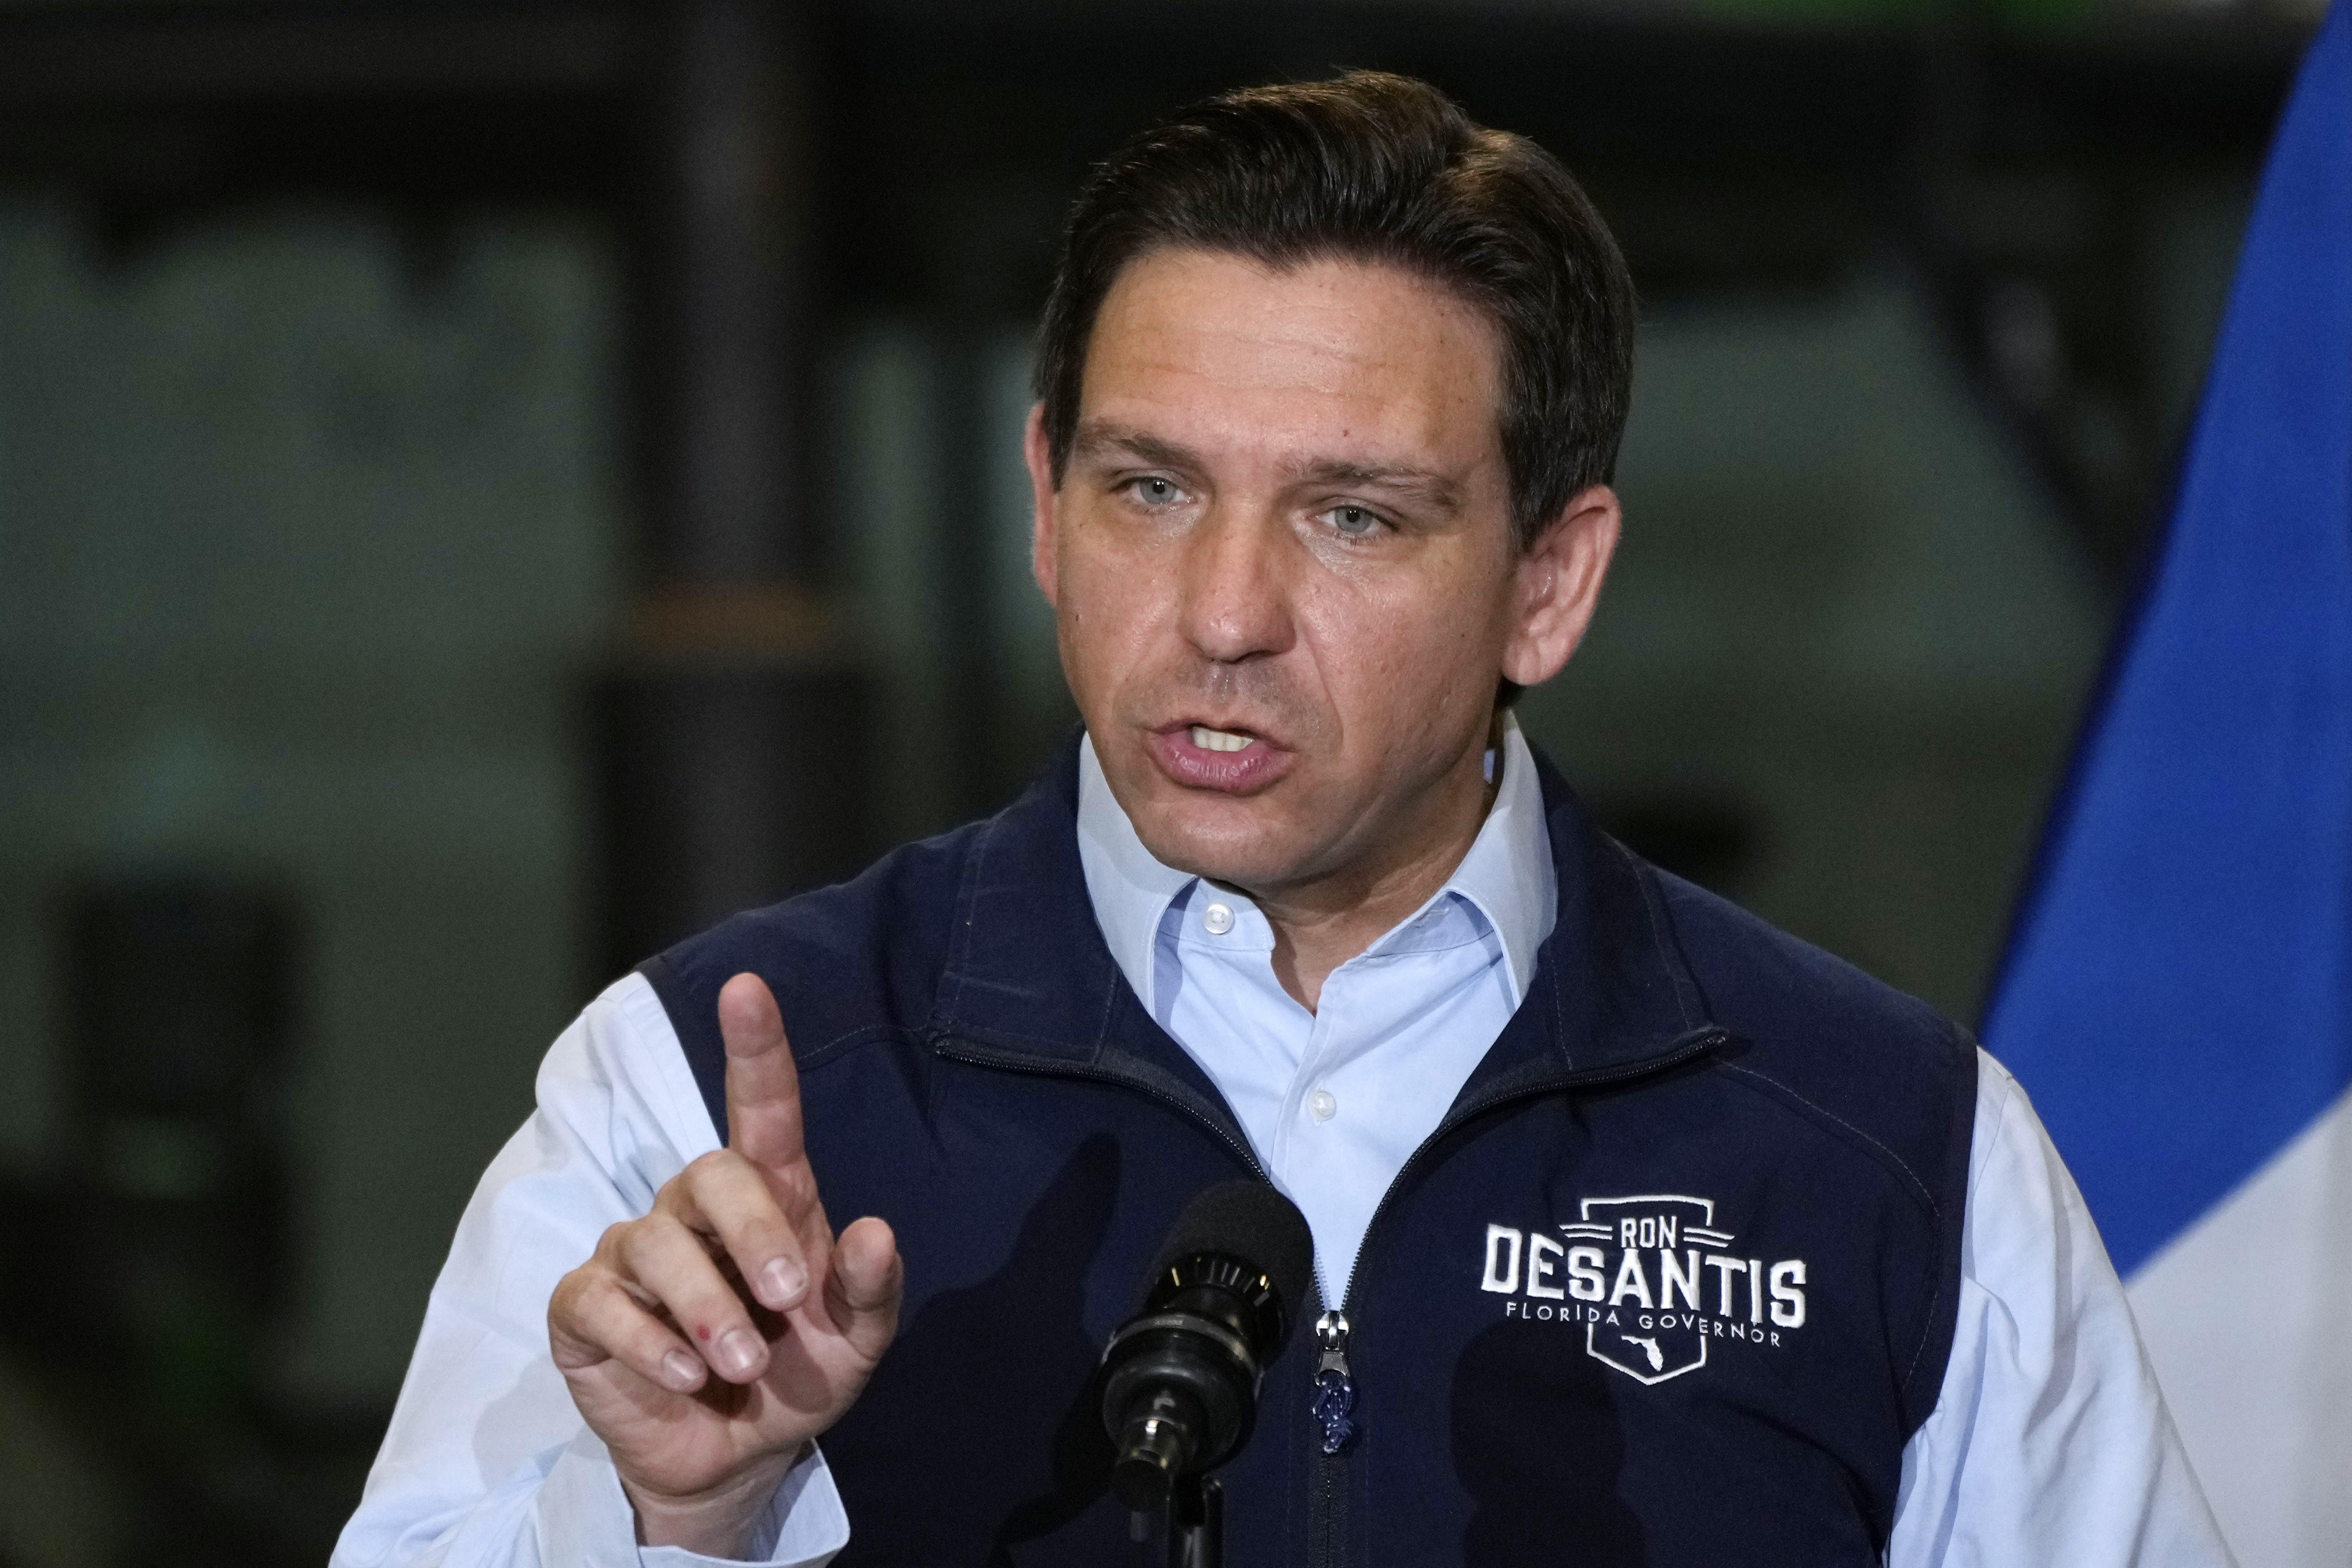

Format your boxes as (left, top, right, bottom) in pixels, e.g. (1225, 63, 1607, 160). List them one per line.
(1202, 902, 1234, 936)
(1309, 1089, 1337, 1122)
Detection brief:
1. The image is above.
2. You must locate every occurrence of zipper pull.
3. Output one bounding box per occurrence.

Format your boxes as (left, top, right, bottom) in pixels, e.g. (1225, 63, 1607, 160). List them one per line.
(1310, 1309, 1358, 1455)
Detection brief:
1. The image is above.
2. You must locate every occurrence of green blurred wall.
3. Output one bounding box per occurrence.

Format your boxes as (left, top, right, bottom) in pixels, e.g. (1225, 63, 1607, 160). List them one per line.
(0, 204, 620, 1408)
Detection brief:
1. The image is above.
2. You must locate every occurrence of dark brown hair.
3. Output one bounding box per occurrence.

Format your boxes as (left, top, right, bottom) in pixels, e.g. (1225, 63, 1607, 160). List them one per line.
(1035, 70, 1637, 550)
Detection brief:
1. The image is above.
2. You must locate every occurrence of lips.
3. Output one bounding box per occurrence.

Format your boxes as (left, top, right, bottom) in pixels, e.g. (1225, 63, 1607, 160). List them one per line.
(1144, 720, 1296, 794)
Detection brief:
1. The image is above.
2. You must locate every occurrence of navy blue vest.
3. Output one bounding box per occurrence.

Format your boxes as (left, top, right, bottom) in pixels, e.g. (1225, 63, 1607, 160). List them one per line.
(640, 737, 1974, 1567)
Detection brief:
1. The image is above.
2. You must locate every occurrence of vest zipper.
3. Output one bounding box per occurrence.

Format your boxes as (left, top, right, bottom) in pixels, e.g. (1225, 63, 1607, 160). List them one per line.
(1309, 1309, 1357, 1453)
(1303, 1024, 1729, 1568)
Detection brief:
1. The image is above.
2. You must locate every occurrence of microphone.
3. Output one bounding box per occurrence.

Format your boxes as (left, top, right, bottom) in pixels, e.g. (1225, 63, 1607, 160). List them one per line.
(1100, 1180, 1314, 1515)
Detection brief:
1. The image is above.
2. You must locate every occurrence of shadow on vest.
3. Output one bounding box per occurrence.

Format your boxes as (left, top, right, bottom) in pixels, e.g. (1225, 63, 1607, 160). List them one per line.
(1451, 1316, 1644, 1564)
(828, 1133, 1127, 1566)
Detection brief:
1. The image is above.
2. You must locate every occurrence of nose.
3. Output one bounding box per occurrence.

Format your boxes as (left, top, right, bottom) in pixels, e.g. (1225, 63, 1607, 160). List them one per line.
(1176, 504, 1296, 667)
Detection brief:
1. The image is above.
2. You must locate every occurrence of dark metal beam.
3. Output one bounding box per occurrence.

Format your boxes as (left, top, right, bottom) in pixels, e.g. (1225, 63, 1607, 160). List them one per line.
(0, 3, 637, 104)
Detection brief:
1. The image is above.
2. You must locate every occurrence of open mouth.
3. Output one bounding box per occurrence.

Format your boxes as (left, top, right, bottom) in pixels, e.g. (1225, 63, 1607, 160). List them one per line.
(1188, 724, 1256, 753)
(1144, 720, 1294, 794)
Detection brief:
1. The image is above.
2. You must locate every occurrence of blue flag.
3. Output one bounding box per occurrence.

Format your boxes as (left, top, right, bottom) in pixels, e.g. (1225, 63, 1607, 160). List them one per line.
(1983, 5, 2352, 1563)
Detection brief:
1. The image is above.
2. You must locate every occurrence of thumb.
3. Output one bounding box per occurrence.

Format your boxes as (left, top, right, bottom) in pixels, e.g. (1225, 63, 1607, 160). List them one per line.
(718, 971, 804, 1176)
(824, 1215, 903, 1363)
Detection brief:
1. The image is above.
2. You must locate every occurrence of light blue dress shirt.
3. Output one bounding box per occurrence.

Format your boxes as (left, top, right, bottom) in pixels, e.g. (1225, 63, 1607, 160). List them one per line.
(336, 720, 2236, 1567)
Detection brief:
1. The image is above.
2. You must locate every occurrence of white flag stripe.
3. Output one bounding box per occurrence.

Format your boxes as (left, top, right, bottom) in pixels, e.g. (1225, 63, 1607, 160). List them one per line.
(2127, 1083, 2352, 1568)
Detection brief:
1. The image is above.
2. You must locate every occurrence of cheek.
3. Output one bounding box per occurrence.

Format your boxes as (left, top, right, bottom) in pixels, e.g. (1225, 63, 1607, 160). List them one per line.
(1054, 524, 1162, 682)
(1303, 564, 1511, 717)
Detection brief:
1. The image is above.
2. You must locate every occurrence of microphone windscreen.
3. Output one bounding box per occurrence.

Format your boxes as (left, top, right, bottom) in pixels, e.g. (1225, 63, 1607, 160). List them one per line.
(1150, 1180, 1315, 1333)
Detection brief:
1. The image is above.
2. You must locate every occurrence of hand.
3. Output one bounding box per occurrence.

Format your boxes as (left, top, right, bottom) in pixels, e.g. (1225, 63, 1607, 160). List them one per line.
(549, 973, 903, 1556)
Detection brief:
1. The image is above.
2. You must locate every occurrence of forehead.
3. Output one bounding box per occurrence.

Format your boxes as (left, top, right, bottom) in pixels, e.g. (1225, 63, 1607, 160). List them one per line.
(1078, 247, 1506, 470)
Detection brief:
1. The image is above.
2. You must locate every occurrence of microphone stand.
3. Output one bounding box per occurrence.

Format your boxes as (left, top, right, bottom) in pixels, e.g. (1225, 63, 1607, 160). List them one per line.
(1168, 1474, 1222, 1568)
(1130, 1476, 1222, 1568)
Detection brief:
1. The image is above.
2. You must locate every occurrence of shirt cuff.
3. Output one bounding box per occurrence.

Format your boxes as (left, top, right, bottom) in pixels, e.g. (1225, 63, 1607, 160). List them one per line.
(538, 1429, 852, 1567)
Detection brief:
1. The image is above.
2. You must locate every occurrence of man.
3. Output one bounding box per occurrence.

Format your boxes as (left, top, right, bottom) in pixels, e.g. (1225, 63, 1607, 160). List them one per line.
(337, 73, 2231, 1566)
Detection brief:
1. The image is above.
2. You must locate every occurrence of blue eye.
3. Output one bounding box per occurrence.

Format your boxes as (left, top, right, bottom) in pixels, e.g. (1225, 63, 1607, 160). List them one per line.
(1131, 477, 1181, 506)
(1329, 505, 1378, 537)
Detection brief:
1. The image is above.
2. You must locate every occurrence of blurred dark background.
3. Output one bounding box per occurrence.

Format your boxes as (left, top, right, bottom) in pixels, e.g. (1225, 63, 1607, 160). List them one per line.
(0, 0, 2315, 1558)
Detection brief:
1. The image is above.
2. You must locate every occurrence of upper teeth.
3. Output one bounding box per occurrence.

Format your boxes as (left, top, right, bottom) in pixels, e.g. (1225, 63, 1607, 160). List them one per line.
(1191, 726, 1253, 753)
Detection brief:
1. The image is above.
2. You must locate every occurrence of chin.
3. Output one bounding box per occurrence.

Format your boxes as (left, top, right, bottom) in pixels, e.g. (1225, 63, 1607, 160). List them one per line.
(1131, 797, 1317, 891)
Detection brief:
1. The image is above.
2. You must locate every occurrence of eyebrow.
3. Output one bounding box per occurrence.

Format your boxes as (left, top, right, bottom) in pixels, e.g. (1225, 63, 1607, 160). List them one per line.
(1069, 422, 1203, 473)
(1071, 422, 1466, 513)
(1287, 458, 1464, 514)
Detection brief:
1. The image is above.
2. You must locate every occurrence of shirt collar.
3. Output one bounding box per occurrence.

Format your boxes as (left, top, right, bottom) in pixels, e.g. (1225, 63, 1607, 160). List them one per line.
(1074, 716, 1557, 1013)
(1074, 737, 1198, 1015)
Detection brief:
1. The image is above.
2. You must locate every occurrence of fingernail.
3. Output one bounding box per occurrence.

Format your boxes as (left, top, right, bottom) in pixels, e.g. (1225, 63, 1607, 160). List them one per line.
(661, 1351, 703, 1390)
(717, 1329, 762, 1379)
(761, 1256, 807, 1306)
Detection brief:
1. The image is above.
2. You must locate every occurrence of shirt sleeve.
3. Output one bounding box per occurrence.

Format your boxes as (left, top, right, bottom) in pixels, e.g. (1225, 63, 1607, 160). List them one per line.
(329, 974, 854, 1568)
(1886, 1048, 2235, 1568)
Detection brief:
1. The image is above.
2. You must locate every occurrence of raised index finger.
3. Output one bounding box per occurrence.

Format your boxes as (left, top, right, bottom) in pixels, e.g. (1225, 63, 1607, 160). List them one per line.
(718, 972, 805, 1179)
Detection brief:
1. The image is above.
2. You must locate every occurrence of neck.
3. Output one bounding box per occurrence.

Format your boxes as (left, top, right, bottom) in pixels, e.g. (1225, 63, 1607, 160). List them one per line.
(1249, 738, 1500, 1013)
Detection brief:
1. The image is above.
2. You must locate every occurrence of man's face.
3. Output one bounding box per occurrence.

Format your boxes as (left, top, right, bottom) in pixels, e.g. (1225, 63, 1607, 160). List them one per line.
(1028, 247, 1615, 897)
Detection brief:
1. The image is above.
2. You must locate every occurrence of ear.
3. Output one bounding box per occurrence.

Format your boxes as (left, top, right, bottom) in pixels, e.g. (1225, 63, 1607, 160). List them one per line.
(1025, 403, 1061, 609)
(1499, 484, 1620, 689)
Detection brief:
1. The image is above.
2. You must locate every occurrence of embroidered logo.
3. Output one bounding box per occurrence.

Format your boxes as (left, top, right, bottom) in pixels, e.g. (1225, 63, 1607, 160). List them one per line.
(1478, 1195, 1808, 1386)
